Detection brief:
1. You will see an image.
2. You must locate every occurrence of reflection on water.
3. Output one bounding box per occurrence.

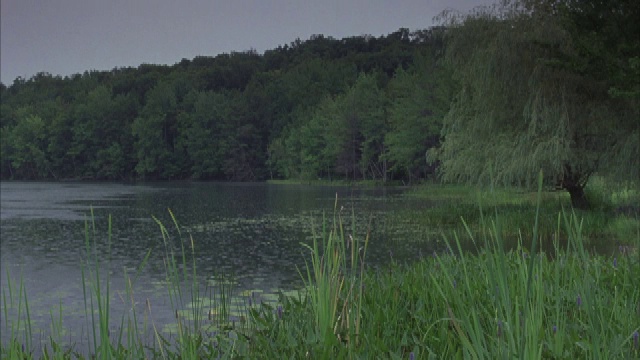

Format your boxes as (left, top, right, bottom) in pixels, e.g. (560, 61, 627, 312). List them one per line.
(0, 182, 158, 221)
(1, 181, 434, 353)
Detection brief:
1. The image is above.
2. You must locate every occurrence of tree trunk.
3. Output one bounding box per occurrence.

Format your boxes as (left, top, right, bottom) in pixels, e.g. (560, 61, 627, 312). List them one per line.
(565, 183, 589, 210)
(560, 164, 590, 210)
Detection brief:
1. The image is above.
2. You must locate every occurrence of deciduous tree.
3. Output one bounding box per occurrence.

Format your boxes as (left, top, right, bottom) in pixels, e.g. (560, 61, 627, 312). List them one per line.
(430, 0, 639, 208)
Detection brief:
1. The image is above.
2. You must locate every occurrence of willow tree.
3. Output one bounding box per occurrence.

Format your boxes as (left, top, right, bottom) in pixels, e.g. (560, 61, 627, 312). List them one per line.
(430, 0, 639, 208)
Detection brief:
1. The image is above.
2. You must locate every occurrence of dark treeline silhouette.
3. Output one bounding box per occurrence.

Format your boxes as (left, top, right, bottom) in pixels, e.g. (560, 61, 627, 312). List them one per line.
(2, 0, 637, 207)
(0, 28, 449, 182)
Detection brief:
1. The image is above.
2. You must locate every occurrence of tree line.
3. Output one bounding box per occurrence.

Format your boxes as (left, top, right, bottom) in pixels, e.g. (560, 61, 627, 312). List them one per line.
(1, 28, 448, 183)
(1, 0, 638, 208)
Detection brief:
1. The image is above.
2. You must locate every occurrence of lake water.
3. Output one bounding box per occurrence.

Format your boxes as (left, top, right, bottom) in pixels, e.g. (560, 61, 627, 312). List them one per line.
(0, 181, 436, 353)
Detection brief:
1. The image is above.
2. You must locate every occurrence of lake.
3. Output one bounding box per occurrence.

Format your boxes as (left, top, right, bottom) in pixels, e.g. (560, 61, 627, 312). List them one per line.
(0, 181, 437, 353)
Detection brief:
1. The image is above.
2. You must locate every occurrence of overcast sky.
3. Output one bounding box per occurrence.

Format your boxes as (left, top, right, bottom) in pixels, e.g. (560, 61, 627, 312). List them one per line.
(1, 0, 486, 84)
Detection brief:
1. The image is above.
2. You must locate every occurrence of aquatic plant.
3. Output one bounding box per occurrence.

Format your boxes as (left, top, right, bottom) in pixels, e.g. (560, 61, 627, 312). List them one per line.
(299, 194, 369, 353)
(1, 178, 638, 358)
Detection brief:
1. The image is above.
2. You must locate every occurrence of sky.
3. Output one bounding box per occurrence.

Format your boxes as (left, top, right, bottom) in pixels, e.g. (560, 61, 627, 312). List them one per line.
(1, 0, 487, 84)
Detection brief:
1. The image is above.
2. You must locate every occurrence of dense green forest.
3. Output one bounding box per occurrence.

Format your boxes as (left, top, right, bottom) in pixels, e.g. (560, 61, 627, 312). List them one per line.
(1, 0, 638, 207)
(0, 27, 447, 183)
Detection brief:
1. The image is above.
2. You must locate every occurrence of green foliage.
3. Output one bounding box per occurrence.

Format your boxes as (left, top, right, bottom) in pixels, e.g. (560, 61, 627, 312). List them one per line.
(0, 29, 445, 183)
(5, 110, 50, 178)
(385, 50, 454, 181)
(178, 90, 232, 179)
(430, 0, 639, 208)
(4, 12, 633, 187)
(299, 197, 368, 353)
(2, 187, 639, 358)
(299, 99, 340, 179)
(556, 0, 640, 101)
(276, 72, 391, 181)
(68, 86, 137, 179)
(132, 82, 180, 179)
(400, 179, 640, 248)
(348, 73, 387, 181)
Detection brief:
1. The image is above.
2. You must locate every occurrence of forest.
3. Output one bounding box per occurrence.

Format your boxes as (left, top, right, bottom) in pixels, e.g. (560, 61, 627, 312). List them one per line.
(1, 0, 638, 208)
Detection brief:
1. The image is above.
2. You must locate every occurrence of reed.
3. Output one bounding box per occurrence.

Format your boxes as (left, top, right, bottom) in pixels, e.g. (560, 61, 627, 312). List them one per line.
(298, 194, 369, 354)
(1, 266, 33, 359)
(1, 178, 638, 358)
(239, 173, 639, 358)
(0, 209, 244, 359)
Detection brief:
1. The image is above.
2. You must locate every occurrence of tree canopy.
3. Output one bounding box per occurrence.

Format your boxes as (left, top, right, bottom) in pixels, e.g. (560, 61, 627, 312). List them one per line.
(1, 28, 448, 183)
(1, 2, 637, 210)
(429, 0, 639, 208)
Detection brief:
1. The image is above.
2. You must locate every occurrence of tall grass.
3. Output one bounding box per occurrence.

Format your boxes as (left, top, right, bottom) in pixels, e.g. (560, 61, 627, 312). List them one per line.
(1, 266, 33, 358)
(299, 194, 369, 355)
(1, 209, 243, 359)
(80, 209, 113, 358)
(150, 209, 239, 358)
(394, 176, 639, 252)
(242, 173, 639, 358)
(2, 179, 639, 358)
(153, 210, 200, 358)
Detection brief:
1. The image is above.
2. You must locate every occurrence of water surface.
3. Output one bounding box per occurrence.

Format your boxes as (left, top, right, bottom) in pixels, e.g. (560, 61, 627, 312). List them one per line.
(1, 181, 435, 353)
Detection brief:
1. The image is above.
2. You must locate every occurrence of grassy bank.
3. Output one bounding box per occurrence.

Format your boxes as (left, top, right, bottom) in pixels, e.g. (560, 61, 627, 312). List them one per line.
(393, 176, 640, 252)
(241, 177, 639, 358)
(245, 209, 639, 358)
(2, 177, 639, 359)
